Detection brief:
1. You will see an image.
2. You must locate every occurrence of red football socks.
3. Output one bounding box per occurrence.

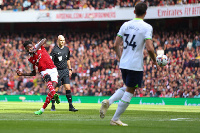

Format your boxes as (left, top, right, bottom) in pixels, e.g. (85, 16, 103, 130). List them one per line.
(42, 81, 56, 109)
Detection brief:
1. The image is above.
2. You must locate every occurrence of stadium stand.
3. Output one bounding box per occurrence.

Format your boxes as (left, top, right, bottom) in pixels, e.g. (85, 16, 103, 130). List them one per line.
(0, 27, 200, 97)
(0, 0, 199, 11)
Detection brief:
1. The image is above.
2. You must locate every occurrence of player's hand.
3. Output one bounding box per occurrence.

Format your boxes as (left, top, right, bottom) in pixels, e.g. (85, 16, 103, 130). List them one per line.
(69, 70, 72, 77)
(153, 61, 161, 71)
(16, 69, 23, 76)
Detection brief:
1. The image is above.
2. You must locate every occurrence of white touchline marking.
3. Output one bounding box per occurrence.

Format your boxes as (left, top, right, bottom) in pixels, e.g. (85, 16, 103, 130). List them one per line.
(170, 118, 191, 121)
(0, 117, 197, 122)
(170, 119, 178, 121)
(0, 118, 100, 121)
(176, 118, 190, 119)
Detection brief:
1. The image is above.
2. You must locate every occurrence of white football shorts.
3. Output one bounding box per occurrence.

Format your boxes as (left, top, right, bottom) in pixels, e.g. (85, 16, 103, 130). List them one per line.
(40, 68, 58, 83)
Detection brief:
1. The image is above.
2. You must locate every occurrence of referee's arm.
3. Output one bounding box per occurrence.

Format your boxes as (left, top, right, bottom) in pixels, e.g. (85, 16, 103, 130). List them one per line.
(67, 51, 72, 77)
(50, 49, 55, 62)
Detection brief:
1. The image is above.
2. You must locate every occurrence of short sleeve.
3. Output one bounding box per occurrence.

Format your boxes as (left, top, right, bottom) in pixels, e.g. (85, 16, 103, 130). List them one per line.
(144, 25, 153, 40)
(50, 49, 55, 61)
(67, 51, 70, 60)
(35, 43, 42, 50)
(35, 43, 39, 48)
(40, 45, 45, 49)
(117, 22, 126, 38)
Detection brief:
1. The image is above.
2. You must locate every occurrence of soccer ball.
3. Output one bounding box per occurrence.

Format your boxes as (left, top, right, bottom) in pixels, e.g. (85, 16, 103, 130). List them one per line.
(156, 54, 168, 66)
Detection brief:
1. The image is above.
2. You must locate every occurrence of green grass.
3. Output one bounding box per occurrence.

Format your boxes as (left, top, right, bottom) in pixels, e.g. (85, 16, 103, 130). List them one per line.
(0, 102, 200, 133)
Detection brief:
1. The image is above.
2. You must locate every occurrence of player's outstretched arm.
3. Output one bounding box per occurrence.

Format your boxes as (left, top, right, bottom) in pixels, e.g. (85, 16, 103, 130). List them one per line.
(114, 36, 123, 59)
(16, 69, 36, 76)
(30, 38, 47, 53)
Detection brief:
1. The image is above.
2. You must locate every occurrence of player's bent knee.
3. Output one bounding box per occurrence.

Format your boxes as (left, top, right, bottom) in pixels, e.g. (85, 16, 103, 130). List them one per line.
(126, 87, 137, 94)
(55, 87, 59, 92)
(64, 84, 70, 90)
(44, 74, 51, 82)
(65, 87, 71, 90)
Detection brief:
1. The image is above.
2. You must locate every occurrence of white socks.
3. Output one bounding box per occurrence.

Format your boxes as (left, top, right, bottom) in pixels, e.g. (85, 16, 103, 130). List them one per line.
(112, 91, 133, 121)
(41, 108, 45, 112)
(108, 86, 126, 105)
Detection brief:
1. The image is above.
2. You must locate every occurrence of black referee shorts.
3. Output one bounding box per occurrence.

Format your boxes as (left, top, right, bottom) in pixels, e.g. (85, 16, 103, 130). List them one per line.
(57, 69, 70, 87)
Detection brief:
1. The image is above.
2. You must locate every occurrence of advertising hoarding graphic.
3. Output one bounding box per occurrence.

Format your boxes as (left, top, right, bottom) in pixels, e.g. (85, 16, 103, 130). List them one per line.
(1, 95, 200, 106)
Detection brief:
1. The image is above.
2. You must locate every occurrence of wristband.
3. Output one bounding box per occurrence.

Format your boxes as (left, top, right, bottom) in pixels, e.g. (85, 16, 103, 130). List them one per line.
(69, 69, 72, 71)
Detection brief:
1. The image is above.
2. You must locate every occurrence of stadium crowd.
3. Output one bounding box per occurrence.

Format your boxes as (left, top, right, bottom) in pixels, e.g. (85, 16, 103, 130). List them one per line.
(0, 0, 199, 11)
(0, 29, 200, 98)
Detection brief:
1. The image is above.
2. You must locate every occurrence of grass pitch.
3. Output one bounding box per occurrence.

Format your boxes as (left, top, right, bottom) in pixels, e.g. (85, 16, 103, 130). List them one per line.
(0, 102, 200, 133)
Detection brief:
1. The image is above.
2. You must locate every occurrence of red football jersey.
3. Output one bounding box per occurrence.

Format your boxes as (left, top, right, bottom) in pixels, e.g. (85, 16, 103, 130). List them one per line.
(28, 46, 56, 73)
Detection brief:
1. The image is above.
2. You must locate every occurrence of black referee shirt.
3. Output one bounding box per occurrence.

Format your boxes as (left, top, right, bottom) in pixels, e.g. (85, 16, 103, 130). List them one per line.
(50, 45, 70, 70)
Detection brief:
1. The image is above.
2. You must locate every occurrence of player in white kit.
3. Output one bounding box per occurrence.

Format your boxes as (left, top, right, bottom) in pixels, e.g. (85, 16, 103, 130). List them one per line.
(100, 2, 160, 126)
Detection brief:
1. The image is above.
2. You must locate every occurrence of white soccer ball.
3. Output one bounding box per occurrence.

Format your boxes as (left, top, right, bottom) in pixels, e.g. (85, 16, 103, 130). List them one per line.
(156, 54, 168, 66)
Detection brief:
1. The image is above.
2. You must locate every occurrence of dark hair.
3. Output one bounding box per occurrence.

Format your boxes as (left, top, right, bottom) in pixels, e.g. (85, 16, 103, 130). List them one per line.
(135, 2, 147, 16)
(23, 40, 32, 48)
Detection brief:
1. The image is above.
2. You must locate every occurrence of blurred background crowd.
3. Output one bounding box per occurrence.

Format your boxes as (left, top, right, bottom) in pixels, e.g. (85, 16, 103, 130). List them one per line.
(0, 29, 200, 98)
(0, 0, 199, 11)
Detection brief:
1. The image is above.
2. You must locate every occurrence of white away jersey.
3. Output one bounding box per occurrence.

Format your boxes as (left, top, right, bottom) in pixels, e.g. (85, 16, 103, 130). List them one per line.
(118, 18, 153, 71)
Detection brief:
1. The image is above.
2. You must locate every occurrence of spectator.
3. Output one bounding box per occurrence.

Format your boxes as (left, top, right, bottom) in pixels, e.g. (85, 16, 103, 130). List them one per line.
(16, 2, 23, 11)
(182, 90, 189, 98)
(13, 2, 18, 11)
(0, 88, 6, 95)
(192, 36, 200, 49)
(28, 5, 35, 11)
(39, 2, 46, 10)
(187, 39, 193, 50)
(194, 91, 200, 98)
(0, 0, 2, 10)
(23, 0, 31, 10)
(157, 46, 164, 55)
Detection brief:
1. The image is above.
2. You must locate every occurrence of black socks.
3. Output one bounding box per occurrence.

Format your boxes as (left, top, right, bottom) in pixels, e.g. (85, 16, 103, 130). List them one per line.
(66, 90, 73, 108)
(52, 98, 55, 106)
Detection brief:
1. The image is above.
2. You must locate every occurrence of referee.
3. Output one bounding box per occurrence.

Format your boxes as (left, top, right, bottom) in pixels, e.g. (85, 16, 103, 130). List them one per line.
(50, 35, 78, 112)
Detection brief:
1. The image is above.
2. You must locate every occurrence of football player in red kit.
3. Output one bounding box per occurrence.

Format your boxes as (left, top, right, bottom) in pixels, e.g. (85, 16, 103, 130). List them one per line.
(16, 38, 60, 115)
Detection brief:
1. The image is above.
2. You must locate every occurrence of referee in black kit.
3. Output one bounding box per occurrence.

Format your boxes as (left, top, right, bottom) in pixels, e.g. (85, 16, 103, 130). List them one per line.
(50, 35, 78, 112)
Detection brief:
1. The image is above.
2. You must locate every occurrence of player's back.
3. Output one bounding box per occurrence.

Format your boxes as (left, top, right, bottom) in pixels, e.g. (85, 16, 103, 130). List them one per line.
(118, 18, 153, 71)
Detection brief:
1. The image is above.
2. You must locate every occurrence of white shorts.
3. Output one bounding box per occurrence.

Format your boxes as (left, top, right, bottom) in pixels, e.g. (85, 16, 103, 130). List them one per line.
(40, 68, 58, 83)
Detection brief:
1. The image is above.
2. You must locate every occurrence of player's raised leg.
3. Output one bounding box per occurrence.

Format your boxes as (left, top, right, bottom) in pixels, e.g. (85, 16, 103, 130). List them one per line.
(35, 70, 59, 115)
(35, 77, 56, 115)
(100, 86, 126, 119)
